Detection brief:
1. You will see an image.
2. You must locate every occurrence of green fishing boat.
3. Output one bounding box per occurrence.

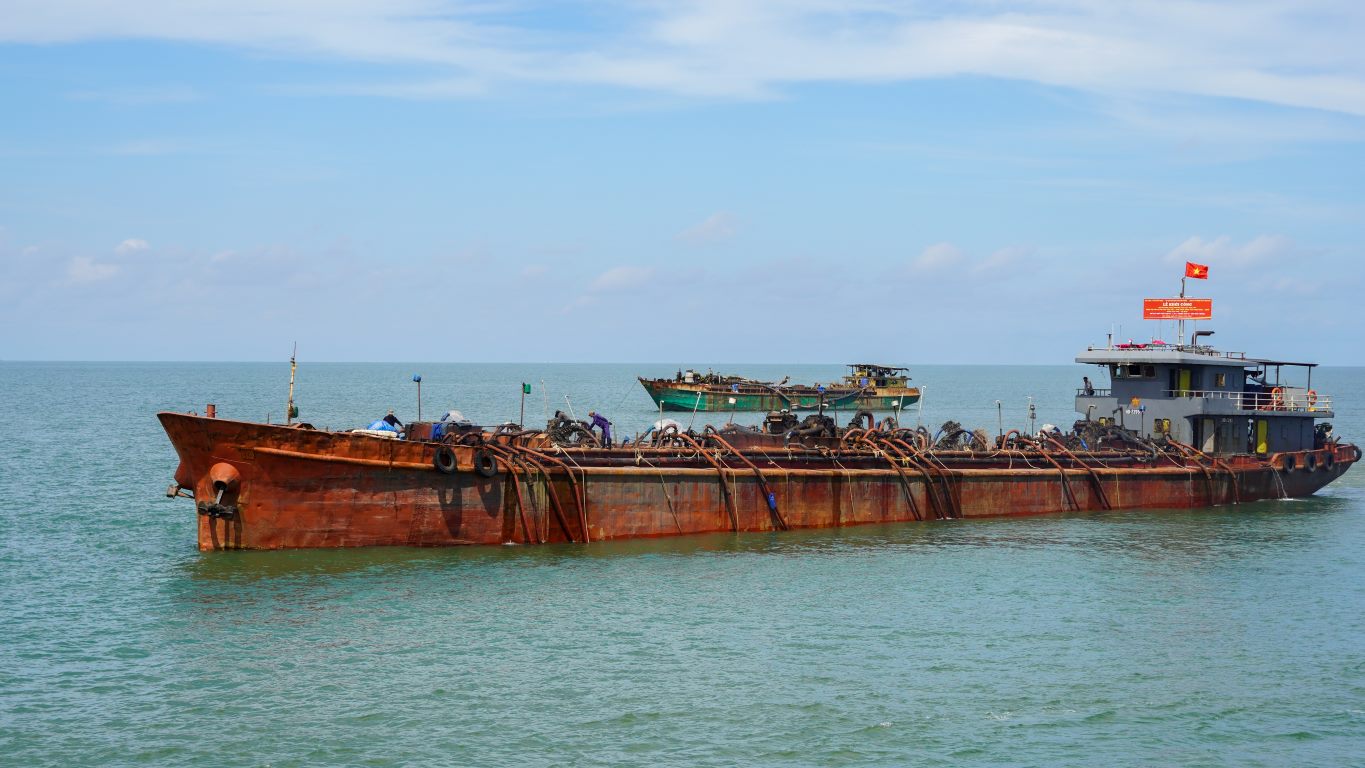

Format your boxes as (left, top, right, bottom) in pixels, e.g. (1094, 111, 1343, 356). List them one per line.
(639, 364, 921, 412)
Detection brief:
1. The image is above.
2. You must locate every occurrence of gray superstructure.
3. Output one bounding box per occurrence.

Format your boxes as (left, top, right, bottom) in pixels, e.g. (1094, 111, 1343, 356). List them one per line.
(1074, 339, 1332, 456)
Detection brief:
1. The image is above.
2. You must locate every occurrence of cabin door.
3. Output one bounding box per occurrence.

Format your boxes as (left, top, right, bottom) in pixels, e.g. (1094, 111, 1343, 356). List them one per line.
(1200, 418, 1216, 453)
(1255, 419, 1269, 454)
(1177, 368, 1192, 396)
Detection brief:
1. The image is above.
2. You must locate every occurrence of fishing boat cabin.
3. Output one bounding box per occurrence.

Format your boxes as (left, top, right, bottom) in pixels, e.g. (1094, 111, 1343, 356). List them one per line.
(1075, 336, 1333, 456)
(844, 364, 911, 389)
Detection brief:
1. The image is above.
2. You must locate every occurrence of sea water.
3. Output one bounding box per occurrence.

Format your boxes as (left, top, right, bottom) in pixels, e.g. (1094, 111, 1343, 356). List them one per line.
(1, 362, 1363, 767)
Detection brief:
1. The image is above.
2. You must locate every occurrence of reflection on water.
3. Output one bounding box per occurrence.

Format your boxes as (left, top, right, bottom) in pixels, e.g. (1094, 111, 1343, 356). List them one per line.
(178, 493, 1351, 588)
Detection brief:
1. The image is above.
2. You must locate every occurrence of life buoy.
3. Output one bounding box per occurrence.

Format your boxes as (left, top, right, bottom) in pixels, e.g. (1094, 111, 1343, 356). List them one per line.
(1270, 387, 1285, 409)
(1306, 389, 1318, 406)
(473, 449, 499, 478)
(433, 445, 457, 474)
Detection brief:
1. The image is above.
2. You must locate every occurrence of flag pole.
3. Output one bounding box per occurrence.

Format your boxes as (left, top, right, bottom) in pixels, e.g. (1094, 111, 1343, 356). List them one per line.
(285, 342, 297, 425)
(1178, 273, 1187, 347)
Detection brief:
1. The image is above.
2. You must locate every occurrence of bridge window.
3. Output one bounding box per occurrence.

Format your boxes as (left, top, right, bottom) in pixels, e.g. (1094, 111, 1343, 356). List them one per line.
(1215, 373, 1226, 387)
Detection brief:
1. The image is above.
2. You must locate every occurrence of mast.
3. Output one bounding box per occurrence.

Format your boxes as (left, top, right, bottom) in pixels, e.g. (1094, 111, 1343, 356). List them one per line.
(1178, 275, 1186, 348)
(285, 342, 298, 425)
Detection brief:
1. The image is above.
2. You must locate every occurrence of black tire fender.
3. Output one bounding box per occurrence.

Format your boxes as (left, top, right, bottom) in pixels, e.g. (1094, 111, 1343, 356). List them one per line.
(473, 449, 499, 478)
(433, 445, 458, 474)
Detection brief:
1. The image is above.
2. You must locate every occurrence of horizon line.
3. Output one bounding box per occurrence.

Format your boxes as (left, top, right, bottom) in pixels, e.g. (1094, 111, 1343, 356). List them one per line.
(3, 359, 1363, 367)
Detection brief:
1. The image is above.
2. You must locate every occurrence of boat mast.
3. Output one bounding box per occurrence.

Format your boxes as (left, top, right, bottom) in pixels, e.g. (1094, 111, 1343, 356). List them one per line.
(1178, 275, 1186, 347)
(285, 342, 297, 425)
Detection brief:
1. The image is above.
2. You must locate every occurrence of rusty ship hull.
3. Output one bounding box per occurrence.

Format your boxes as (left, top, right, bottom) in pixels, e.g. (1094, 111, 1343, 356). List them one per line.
(160, 412, 1359, 551)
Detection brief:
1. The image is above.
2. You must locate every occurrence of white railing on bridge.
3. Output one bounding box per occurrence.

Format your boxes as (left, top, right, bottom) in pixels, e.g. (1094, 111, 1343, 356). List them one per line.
(1074, 387, 1331, 412)
(1160, 389, 1332, 413)
(1084, 344, 1249, 360)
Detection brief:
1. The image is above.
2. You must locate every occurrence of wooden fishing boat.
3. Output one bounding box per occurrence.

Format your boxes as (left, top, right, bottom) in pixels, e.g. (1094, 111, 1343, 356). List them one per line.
(639, 364, 920, 412)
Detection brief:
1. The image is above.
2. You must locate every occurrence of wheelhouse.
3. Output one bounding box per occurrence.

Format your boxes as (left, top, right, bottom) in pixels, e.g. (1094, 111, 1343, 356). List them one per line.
(1075, 339, 1331, 456)
(846, 363, 911, 389)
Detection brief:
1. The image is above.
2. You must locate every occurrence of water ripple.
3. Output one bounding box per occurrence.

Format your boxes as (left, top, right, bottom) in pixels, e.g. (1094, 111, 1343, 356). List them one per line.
(3, 362, 1364, 766)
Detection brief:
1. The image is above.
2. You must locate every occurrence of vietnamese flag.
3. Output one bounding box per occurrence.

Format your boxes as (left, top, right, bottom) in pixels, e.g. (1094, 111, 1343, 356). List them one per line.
(1185, 261, 1209, 279)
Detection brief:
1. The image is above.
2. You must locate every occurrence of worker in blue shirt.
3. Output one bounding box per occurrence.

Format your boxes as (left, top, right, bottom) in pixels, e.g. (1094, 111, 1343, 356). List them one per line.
(588, 411, 613, 448)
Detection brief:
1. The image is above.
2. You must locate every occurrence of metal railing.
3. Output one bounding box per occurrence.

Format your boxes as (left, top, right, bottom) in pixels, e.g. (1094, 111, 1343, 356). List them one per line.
(1085, 344, 1248, 360)
(1161, 389, 1332, 413)
(1073, 386, 1332, 412)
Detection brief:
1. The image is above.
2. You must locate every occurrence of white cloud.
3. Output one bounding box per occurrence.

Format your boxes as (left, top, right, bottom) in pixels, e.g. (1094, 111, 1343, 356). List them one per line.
(66, 256, 118, 283)
(3, 1, 1363, 116)
(560, 294, 598, 314)
(67, 85, 201, 104)
(1252, 275, 1324, 297)
(973, 246, 1032, 276)
(1165, 235, 1294, 269)
(677, 212, 738, 245)
(562, 264, 658, 312)
(107, 140, 199, 156)
(589, 265, 654, 292)
(115, 238, 149, 255)
(911, 242, 965, 273)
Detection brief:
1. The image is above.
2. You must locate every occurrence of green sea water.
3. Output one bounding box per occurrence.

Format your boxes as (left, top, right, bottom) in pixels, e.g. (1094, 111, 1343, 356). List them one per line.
(2, 362, 1363, 767)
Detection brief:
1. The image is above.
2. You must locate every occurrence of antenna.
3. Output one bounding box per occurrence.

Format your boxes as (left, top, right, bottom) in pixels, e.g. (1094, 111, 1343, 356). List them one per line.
(285, 342, 298, 425)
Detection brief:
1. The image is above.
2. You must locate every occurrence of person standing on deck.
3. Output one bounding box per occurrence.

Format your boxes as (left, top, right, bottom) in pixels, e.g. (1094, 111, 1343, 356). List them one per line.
(588, 411, 613, 448)
(366, 409, 404, 435)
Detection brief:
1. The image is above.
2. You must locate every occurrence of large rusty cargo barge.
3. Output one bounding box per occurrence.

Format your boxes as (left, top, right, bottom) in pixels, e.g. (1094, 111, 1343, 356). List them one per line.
(162, 411, 1357, 550)
(160, 331, 1358, 550)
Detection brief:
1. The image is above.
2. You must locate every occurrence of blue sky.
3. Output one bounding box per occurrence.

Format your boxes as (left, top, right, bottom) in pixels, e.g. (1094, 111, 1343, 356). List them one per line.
(2, 1, 1364, 363)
